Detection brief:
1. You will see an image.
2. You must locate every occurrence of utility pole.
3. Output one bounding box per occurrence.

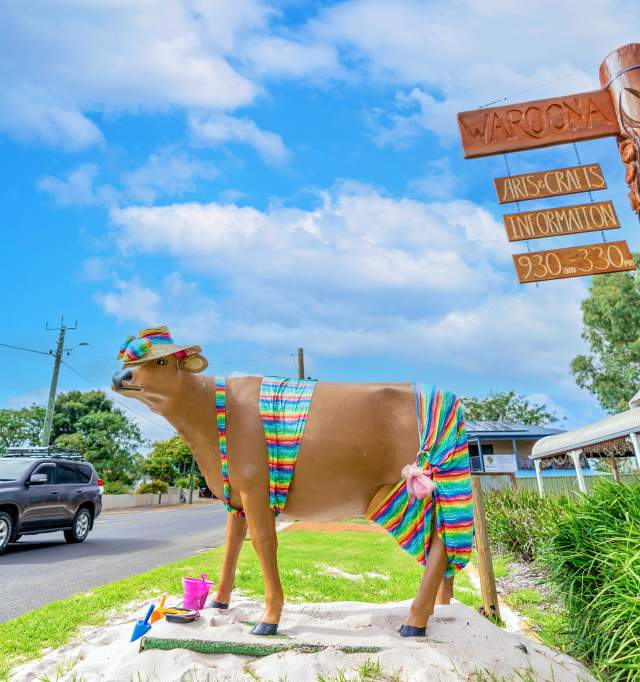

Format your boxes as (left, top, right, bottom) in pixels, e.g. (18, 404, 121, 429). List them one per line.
(297, 347, 305, 380)
(41, 318, 77, 447)
(188, 455, 195, 504)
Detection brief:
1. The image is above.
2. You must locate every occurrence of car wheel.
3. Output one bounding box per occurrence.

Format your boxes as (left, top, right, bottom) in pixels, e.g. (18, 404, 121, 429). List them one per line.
(64, 508, 92, 544)
(0, 512, 13, 555)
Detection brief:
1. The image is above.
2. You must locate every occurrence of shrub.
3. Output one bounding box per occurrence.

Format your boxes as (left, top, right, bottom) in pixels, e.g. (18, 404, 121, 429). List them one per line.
(483, 487, 574, 562)
(102, 480, 131, 494)
(541, 480, 640, 681)
(136, 480, 168, 494)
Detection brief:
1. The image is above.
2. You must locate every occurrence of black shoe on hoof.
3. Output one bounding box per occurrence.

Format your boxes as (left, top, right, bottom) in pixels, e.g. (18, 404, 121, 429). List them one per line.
(251, 622, 278, 636)
(209, 601, 229, 609)
(398, 624, 426, 637)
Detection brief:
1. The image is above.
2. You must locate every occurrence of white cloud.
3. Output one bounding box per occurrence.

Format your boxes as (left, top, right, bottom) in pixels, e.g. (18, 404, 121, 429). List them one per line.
(0, 2, 263, 149)
(189, 113, 291, 165)
(102, 183, 589, 384)
(38, 148, 218, 206)
(244, 36, 342, 79)
(121, 148, 218, 204)
(95, 273, 221, 345)
(409, 158, 460, 199)
(38, 164, 116, 206)
(311, 0, 640, 142)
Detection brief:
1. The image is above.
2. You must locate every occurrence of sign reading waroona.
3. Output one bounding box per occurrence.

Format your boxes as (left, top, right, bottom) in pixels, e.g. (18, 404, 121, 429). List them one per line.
(494, 164, 606, 204)
(458, 90, 619, 158)
(503, 201, 620, 242)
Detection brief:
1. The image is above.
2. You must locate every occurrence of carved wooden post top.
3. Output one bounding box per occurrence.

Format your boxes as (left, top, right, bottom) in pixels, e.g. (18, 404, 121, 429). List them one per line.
(600, 43, 640, 213)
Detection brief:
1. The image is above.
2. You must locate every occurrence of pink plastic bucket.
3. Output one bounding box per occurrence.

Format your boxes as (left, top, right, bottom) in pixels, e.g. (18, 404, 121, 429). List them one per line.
(182, 575, 213, 610)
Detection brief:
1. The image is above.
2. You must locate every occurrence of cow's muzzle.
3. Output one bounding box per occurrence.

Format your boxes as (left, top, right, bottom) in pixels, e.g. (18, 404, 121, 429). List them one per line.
(112, 368, 142, 392)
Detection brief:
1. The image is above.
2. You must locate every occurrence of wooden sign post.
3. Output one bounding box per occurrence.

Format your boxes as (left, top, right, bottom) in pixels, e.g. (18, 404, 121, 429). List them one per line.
(471, 475, 500, 621)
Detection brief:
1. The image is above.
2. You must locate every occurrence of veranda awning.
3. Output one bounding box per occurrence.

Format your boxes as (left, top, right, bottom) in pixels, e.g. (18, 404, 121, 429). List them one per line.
(531, 407, 640, 460)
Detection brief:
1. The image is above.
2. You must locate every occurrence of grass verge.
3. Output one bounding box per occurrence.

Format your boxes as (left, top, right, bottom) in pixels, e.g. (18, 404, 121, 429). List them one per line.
(0, 529, 480, 680)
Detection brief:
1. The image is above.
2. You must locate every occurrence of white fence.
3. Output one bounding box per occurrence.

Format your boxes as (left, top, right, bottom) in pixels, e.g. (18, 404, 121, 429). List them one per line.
(101, 487, 212, 510)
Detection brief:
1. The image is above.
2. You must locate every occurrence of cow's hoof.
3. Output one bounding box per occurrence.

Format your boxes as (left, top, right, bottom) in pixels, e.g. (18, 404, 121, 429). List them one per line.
(398, 624, 426, 637)
(251, 622, 279, 636)
(209, 601, 229, 609)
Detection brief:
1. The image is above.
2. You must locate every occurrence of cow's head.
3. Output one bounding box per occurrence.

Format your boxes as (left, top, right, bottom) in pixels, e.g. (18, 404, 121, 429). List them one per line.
(111, 327, 208, 412)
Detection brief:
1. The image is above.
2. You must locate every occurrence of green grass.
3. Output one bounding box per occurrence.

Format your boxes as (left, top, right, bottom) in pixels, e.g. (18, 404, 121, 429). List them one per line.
(0, 530, 480, 680)
(502, 587, 568, 652)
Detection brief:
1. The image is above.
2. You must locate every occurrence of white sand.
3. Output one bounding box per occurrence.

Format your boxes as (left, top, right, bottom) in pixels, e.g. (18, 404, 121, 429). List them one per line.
(10, 598, 594, 682)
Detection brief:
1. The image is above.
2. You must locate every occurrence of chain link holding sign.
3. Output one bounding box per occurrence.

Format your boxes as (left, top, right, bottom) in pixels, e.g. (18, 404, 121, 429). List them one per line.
(513, 240, 635, 284)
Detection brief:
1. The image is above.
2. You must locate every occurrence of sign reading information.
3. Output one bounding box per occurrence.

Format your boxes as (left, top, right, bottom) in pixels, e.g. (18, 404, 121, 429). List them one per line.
(495, 164, 606, 203)
(458, 89, 619, 158)
(503, 200, 620, 241)
(513, 240, 635, 284)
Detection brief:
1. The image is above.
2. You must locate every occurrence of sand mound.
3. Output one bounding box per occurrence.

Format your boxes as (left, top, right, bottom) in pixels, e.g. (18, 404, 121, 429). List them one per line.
(10, 598, 594, 681)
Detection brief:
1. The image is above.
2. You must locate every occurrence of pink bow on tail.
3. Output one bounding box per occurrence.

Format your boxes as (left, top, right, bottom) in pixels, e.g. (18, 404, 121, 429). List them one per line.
(401, 464, 436, 500)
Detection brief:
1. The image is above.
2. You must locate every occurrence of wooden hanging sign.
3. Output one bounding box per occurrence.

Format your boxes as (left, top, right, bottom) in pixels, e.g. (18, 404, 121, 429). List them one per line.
(513, 240, 635, 284)
(504, 200, 620, 241)
(458, 89, 620, 158)
(495, 164, 606, 203)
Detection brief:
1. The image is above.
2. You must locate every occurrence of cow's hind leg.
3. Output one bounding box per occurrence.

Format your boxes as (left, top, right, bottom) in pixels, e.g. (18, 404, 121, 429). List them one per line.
(240, 487, 284, 635)
(436, 575, 454, 605)
(399, 525, 449, 637)
(211, 511, 248, 608)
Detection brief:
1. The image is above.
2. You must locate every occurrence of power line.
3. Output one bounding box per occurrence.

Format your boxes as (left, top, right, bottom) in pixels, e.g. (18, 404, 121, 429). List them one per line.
(60, 359, 174, 434)
(207, 353, 296, 366)
(0, 342, 51, 357)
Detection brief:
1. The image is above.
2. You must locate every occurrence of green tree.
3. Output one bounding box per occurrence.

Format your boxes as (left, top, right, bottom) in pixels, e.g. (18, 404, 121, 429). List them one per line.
(571, 260, 640, 413)
(143, 435, 203, 488)
(51, 391, 144, 485)
(461, 391, 558, 426)
(0, 405, 45, 451)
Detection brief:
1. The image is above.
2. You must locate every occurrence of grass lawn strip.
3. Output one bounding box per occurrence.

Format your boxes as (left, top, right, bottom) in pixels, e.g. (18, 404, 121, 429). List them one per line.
(0, 529, 480, 681)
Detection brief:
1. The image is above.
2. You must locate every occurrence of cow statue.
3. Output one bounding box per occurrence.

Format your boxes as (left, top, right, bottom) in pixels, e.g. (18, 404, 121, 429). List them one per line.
(113, 327, 474, 637)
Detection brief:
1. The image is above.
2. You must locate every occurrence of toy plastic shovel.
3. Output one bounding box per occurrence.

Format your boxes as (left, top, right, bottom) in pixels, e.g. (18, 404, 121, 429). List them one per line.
(149, 594, 167, 624)
(130, 604, 155, 642)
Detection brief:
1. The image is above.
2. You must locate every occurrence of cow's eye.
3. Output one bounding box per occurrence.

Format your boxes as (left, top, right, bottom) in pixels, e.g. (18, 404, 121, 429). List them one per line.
(156, 358, 167, 366)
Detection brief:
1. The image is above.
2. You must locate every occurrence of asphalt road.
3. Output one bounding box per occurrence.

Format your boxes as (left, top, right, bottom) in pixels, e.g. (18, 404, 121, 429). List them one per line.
(0, 503, 228, 622)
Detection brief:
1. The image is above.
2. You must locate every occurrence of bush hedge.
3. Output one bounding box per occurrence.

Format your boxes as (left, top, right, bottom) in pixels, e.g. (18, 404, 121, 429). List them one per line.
(541, 480, 640, 681)
(483, 486, 574, 562)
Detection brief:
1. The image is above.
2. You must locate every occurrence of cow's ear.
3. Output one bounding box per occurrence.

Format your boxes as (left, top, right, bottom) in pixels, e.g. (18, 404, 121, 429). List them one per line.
(180, 354, 208, 373)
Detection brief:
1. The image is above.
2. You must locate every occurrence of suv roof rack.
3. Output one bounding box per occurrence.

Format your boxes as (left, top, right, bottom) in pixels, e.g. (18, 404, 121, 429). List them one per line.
(2, 446, 85, 461)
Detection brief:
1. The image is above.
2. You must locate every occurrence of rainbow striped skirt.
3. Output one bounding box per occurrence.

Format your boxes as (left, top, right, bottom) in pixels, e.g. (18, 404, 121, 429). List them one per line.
(367, 384, 474, 577)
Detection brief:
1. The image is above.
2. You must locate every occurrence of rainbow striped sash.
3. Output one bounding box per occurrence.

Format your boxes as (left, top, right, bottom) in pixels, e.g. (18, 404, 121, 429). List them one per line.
(367, 384, 474, 577)
(259, 376, 317, 515)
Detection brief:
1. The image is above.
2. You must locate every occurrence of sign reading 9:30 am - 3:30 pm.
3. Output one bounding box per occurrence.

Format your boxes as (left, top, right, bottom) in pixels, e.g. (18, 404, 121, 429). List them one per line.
(512, 241, 635, 284)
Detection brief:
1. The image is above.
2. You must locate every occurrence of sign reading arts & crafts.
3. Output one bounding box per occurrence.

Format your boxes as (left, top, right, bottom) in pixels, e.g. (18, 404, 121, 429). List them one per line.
(457, 90, 619, 158)
(513, 240, 635, 284)
(503, 200, 620, 242)
(494, 164, 606, 203)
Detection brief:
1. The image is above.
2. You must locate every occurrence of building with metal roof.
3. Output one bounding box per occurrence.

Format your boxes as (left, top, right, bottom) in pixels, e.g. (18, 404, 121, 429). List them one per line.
(466, 420, 565, 476)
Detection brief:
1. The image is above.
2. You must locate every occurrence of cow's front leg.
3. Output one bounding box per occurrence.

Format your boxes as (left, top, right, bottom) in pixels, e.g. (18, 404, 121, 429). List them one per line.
(240, 487, 283, 635)
(211, 511, 248, 608)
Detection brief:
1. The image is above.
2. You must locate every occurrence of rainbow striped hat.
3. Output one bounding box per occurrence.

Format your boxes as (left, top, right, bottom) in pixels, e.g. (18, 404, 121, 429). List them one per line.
(117, 326, 201, 365)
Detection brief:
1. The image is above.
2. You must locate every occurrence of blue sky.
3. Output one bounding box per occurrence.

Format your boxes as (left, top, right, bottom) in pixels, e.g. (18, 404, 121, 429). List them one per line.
(2, 0, 640, 441)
